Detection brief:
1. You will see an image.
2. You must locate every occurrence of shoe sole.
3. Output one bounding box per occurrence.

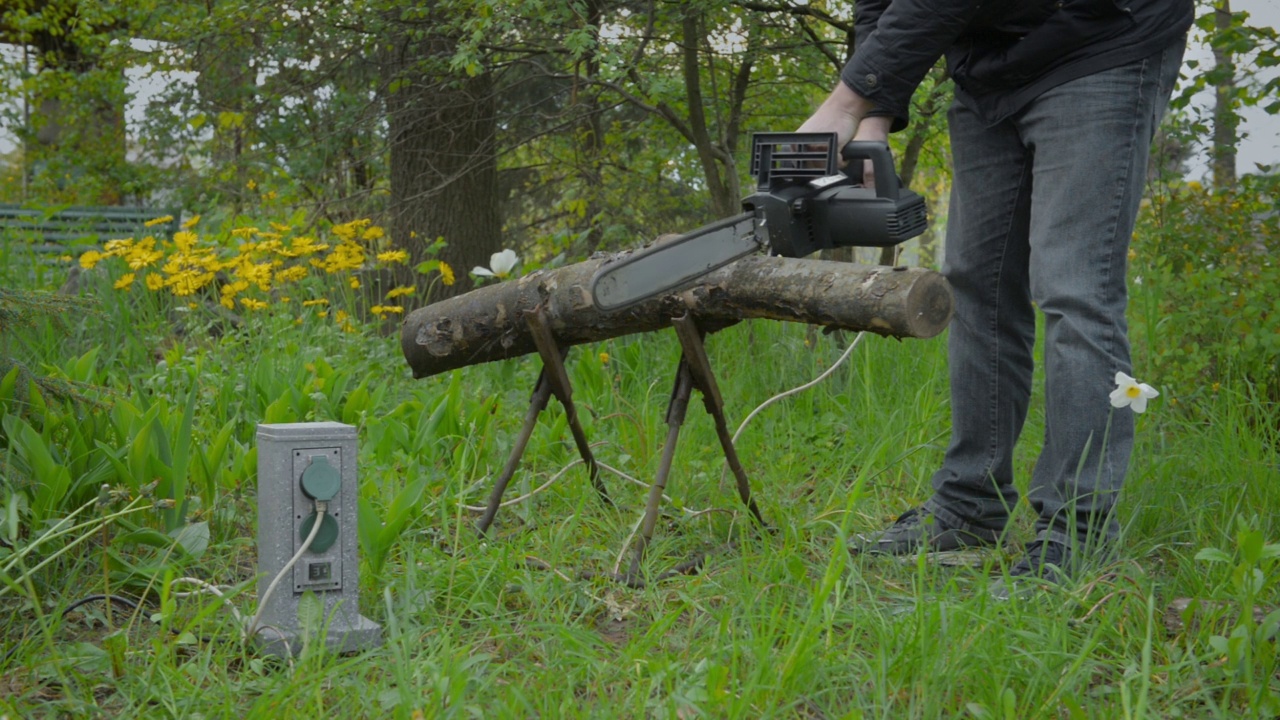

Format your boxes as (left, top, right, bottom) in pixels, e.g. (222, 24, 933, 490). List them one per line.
(895, 549, 995, 567)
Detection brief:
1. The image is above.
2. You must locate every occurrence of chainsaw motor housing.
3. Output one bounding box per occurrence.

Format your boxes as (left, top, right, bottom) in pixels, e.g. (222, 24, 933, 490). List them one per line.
(743, 133, 928, 258)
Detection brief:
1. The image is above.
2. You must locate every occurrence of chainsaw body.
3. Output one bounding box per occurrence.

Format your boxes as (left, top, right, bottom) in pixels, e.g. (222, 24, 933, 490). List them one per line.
(590, 132, 929, 312)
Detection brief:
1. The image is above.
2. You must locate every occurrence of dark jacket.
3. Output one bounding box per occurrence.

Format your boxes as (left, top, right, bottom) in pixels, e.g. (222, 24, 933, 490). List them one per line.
(841, 0, 1194, 130)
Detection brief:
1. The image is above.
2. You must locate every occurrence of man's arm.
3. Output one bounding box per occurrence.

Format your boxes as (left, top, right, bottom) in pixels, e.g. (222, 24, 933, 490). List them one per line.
(800, 0, 975, 181)
(840, 0, 977, 129)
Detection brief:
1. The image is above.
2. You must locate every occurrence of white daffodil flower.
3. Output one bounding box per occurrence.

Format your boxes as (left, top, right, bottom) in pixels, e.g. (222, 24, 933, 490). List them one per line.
(1110, 371, 1159, 413)
(472, 249, 519, 279)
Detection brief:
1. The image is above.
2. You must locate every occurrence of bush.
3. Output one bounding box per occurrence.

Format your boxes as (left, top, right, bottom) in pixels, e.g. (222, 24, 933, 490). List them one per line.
(1130, 174, 1280, 415)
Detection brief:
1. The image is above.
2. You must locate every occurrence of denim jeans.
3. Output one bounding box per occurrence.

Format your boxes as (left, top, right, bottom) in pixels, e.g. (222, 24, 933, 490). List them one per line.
(922, 40, 1185, 549)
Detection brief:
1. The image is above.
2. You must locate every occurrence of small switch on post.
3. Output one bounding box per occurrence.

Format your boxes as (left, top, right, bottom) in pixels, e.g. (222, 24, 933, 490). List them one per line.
(300, 455, 341, 502)
(307, 562, 332, 582)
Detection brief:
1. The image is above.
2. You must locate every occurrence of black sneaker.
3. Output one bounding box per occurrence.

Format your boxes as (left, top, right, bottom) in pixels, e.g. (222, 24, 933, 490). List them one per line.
(989, 539, 1072, 601)
(850, 506, 1002, 556)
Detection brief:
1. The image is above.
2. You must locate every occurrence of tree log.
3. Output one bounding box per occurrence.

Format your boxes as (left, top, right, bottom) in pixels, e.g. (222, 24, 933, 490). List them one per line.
(401, 253, 953, 379)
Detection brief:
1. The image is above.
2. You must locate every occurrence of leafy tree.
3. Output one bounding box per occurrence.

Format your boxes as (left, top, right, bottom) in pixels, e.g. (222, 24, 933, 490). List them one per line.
(0, 0, 153, 203)
(1173, 1, 1280, 186)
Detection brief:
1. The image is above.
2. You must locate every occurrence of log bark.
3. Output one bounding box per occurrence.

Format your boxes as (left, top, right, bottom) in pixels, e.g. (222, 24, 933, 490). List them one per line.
(401, 252, 953, 378)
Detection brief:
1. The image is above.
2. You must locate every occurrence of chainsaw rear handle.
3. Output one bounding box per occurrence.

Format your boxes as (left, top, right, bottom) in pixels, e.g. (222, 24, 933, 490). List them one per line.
(840, 141, 899, 201)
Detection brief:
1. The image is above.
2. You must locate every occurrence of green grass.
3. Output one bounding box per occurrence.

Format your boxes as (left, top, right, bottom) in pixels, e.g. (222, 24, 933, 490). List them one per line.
(1, 255, 1278, 719)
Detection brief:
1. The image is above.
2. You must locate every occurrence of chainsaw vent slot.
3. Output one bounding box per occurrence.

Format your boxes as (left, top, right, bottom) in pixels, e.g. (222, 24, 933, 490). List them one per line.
(887, 198, 929, 242)
(751, 132, 839, 189)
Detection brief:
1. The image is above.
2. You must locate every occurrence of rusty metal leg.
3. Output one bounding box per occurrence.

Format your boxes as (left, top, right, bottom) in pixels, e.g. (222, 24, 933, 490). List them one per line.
(525, 308, 612, 507)
(671, 315, 766, 527)
(476, 372, 553, 536)
(627, 358, 695, 581)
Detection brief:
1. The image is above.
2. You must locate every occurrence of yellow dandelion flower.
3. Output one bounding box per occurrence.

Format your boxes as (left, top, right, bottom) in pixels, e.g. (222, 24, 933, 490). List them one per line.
(240, 297, 267, 310)
(264, 190, 277, 201)
(220, 279, 250, 296)
(270, 222, 292, 233)
(362, 226, 385, 242)
(385, 286, 415, 299)
(220, 296, 235, 310)
(146, 273, 165, 291)
(349, 277, 360, 289)
(599, 352, 609, 364)
(317, 241, 366, 273)
(377, 250, 408, 264)
(103, 238, 134, 254)
(231, 227, 260, 239)
(289, 236, 326, 256)
(144, 215, 174, 228)
(114, 273, 136, 290)
(79, 250, 104, 269)
(246, 179, 257, 190)
(439, 261, 455, 286)
(302, 298, 329, 307)
(182, 214, 201, 229)
(235, 262, 274, 292)
(370, 305, 404, 317)
(166, 270, 216, 296)
(126, 240, 164, 270)
(331, 219, 370, 243)
(335, 310, 350, 324)
(275, 265, 308, 284)
(173, 230, 199, 252)
(59, 254, 72, 262)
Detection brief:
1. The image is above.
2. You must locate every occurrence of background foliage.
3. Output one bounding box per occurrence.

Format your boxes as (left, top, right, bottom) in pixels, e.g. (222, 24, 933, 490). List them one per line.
(0, 0, 1277, 716)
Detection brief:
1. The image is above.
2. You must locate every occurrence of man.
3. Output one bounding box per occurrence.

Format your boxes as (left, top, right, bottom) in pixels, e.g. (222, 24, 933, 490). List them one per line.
(799, 0, 1193, 595)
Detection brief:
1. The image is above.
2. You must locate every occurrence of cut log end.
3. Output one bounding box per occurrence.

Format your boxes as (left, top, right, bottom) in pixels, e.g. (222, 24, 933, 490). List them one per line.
(903, 269, 954, 339)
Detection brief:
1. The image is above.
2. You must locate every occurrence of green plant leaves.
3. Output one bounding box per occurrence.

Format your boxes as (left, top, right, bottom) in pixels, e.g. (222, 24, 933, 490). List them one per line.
(359, 477, 429, 579)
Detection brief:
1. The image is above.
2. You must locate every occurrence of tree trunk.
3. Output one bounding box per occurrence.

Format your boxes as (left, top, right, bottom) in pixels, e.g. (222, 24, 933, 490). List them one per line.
(681, 12, 737, 219)
(1211, 1, 1238, 189)
(575, 0, 607, 255)
(24, 8, 127, 204)
(383, 20, 503, 301)
(194, 13, 255, 212)
(401, 251, 953, 378)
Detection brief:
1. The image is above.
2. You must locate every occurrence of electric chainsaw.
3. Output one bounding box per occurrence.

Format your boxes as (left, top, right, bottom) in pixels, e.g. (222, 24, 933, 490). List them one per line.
(590, 132, 929, 312)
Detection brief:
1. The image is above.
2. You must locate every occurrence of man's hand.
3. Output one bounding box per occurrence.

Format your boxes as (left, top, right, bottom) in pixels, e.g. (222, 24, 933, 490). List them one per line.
(798, 81, 872, 146)
(798, 82, 891, 186)
(850, 116, 893, 189)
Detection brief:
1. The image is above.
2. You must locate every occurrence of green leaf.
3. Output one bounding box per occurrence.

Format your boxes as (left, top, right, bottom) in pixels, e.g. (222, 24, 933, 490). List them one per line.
(1195, 547, 1232, 564)
(169, 521, 209, 559)
(358, 497, 383, 574)
(4, 414, 71, 522)
(0, 366, 20, 407)
(342, 381, 371, 426)
(115, 527, 175, 550)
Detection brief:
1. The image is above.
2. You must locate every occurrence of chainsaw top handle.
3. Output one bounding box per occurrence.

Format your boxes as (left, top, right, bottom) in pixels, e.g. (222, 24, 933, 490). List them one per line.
(840, 141, 900, 201)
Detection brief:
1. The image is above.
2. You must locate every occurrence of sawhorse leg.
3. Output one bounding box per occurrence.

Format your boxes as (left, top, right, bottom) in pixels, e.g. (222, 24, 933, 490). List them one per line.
(626, 314, 767, 582)
(475, 306, 612, 536)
